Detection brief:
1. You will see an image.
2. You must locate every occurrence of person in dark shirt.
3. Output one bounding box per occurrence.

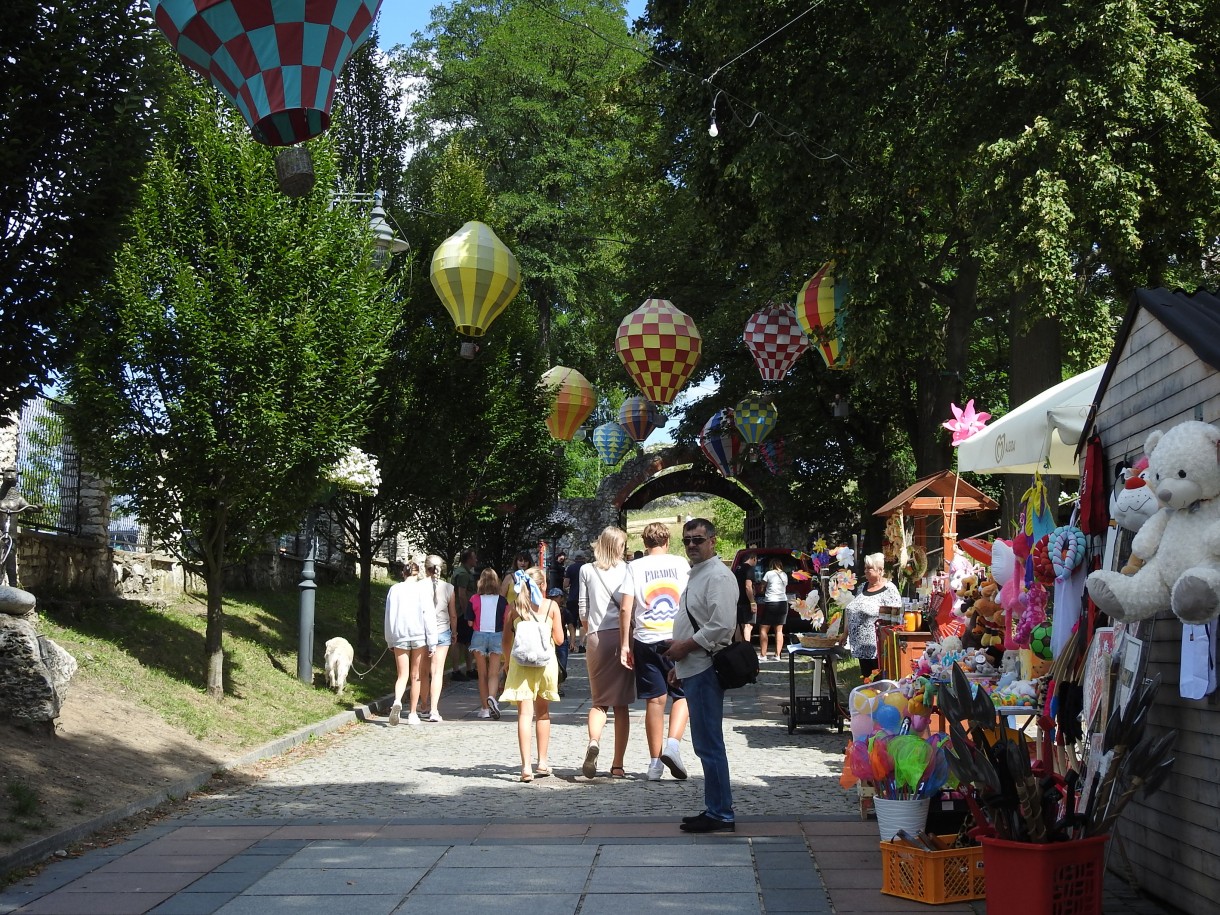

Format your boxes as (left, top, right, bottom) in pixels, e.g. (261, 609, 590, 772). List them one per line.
(734, 552, 758, 646)
(563, 552, 587, 652)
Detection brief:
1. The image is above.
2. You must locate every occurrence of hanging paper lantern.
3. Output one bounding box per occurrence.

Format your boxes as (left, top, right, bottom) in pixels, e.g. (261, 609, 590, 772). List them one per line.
(795, 262, 852, 370)
(733, 397, 778, 445)
(540, 367, 595, 441)
(614, 299, 702, 405)
(699, 409, 743, 478)
(430, 221, 522, 337)
(149, 0, 381, 146)
(592, 422, 633, 465)
(744, 303, 810, 381)
(617, 395, 662, 443)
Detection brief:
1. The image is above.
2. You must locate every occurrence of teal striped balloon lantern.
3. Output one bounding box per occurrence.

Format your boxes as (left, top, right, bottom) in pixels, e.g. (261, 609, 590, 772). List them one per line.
(592, 421, 633, 465)
(734, 397, 778, 444)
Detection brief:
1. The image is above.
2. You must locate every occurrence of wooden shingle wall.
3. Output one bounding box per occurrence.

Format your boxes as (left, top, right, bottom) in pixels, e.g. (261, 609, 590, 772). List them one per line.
(1093, 306, 1220, 913)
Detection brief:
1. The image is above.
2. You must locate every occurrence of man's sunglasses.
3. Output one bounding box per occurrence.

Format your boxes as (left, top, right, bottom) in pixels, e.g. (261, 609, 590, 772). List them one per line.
(681, 536, 709, 546)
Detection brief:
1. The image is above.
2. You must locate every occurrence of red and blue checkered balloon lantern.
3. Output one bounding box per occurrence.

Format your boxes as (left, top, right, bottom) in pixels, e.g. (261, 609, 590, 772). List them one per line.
(699, 409, 743, 478)
(733, 397, 778, 445)
(592, 422, 633, 466)
(744, 303, 809, 381)
(149, 0, 382, 146)
(617, 395, 662, 443)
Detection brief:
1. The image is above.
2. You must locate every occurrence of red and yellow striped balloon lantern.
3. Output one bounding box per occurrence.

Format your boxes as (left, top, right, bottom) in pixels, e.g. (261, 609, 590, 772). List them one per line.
(540, 367, 595, 441)
(430, 221, 521, 337)
(795, 262, 852, 370)
(614, 299, 702, 405)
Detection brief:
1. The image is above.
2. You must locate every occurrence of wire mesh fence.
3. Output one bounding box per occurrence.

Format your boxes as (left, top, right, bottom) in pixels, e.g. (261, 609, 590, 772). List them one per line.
(16, 396, 81, 536)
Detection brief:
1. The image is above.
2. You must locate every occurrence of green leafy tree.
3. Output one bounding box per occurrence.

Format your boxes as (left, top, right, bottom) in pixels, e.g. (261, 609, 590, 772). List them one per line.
(66, 72, 400, 698)
(0, 2, 170, 414)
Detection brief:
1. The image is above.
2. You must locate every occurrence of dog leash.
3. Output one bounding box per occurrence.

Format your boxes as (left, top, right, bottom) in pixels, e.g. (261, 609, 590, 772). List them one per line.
(349, 646, 390, 678)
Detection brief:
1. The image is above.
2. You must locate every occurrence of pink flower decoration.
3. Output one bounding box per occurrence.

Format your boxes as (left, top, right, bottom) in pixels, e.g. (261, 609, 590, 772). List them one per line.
(942, 399, 991, 445)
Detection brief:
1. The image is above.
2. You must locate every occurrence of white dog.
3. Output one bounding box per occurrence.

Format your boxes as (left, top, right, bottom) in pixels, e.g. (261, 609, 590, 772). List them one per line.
(324, 637, 355, 696)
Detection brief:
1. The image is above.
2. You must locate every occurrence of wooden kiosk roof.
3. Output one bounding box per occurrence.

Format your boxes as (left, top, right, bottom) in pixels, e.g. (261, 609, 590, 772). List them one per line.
(872, 470, 997, 517)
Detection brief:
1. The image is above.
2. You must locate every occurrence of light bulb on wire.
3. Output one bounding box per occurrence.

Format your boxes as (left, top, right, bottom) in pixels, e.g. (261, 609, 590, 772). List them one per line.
(709, 116, 719, 137)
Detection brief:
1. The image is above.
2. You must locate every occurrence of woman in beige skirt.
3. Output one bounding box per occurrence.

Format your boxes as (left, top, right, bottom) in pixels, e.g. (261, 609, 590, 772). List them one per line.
(578, 526, 635, 777)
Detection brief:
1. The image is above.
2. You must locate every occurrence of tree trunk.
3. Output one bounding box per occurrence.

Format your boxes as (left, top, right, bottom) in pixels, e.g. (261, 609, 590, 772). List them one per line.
(204, 566, 226, 700)
(356, 500, 374, 663)
(1001, 288, 1063, 534)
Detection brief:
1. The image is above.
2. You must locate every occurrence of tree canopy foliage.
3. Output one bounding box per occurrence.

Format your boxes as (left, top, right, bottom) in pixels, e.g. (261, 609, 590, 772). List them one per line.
(0, 2, 170, 415)
(66, 69, 400, 697)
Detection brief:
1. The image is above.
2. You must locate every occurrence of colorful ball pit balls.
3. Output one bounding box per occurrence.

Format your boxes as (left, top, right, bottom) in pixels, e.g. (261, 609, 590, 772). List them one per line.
(1029, 621, 1054, 660)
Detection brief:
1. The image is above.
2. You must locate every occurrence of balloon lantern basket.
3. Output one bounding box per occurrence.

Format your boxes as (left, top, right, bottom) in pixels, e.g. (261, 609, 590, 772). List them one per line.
(275, 147, 315, 197)
(880, 836, 985, 904)
(873, 797, 930, 842)
(979, 835, 1107, 915)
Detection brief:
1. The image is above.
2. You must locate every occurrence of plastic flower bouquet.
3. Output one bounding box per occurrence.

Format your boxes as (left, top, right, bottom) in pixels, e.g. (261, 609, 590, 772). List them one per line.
(840, 682, 955, 800)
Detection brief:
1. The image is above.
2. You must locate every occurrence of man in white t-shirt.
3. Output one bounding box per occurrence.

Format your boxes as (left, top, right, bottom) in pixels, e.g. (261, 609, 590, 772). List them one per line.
(618, 521, 690, 781)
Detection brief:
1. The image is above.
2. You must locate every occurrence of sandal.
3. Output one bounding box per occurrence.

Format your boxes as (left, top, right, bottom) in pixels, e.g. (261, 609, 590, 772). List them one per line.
(610, 766, 627, 778)
(520, 772, 533, 783)
(535, 767, 552, 778)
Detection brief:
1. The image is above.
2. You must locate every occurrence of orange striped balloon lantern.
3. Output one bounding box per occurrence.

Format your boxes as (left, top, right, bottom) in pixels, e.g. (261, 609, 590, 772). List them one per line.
(617, 395, 662, 443)
(430, 221, 521, 337)
(540, 367, 595, 441)
(795, 262, 852, 370)
(614, 299, 702, 405)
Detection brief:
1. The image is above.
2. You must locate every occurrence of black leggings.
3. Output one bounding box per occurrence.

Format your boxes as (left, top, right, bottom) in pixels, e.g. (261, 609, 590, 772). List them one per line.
(858, 657, 878, 678)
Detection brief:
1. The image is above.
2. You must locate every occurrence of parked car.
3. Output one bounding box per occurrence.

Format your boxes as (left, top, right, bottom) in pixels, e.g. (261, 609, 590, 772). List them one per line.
(729, 548, 821, 635)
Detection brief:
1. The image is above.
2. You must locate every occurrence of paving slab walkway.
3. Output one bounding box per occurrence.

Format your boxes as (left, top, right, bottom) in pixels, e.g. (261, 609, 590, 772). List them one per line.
(0, 655, 1175, 914)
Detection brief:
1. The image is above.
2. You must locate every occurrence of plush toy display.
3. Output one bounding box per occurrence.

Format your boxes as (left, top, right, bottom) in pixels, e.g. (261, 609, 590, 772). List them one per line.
(1111, 455, 1158, 533)
(1087, 420, 1220, 624)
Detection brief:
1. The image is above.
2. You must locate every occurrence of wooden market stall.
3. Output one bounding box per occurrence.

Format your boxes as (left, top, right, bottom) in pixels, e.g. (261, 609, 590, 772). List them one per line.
(871, 472, 998, 679)
(1082, 287, 1220, 912)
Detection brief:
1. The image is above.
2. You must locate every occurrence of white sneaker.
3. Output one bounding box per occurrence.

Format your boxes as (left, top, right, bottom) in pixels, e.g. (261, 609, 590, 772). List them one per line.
(407, 712, 421, 725)
(661, 738, 688, 780)
(427, 711, 443, 722)
(487, 696, 501, 720)
(646, 760, 665, 781)
(477, 708, 491, 719)
(388, 703, 401, 726)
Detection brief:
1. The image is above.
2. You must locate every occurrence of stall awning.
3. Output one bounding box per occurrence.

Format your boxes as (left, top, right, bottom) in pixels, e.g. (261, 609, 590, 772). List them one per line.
(873, 470, 998, 517)
(956, 366, 1105, 476)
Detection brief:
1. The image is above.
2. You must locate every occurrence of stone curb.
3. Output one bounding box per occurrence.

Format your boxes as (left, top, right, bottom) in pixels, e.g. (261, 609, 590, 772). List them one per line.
(0, 698, 386, 877)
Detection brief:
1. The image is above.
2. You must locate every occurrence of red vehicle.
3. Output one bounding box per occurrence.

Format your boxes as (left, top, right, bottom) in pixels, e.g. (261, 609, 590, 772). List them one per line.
(730, 548, 820, 634)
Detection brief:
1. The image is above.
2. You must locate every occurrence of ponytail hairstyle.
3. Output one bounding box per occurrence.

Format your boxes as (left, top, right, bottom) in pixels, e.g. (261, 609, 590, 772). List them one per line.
(424, 554, 445, 604)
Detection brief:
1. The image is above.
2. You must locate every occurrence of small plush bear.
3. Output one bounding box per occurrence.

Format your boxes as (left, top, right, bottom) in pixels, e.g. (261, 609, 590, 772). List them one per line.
(1087, 420, 1220, 624)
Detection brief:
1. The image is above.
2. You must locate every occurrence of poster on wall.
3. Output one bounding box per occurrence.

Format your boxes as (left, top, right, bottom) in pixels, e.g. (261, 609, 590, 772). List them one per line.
(1081, 626, 1119, 733)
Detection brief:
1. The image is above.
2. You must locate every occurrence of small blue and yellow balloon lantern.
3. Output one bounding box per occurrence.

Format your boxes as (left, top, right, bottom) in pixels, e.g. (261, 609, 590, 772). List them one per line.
(592, 422, 633, 465)
(733, 397, 778, 445)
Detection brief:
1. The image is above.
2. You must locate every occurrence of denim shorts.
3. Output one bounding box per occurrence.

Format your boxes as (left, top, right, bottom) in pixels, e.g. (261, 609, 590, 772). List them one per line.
(393, 638, 427, 651)
(435, 629, 453, 647)
(633, 638, 684, 701)
(471, 630, 502, 656)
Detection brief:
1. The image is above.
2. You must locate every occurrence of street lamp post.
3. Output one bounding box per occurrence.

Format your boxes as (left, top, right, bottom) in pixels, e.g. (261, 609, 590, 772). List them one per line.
(297, 509, 318, 684)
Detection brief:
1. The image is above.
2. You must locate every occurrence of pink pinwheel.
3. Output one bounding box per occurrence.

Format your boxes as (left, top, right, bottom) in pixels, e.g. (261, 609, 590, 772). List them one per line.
(942, 399, 991, 445)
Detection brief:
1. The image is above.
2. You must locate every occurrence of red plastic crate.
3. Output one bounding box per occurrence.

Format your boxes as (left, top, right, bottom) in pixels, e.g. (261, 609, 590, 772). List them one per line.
(880, 836, 985, 904)
(979, 835, 1107, 915)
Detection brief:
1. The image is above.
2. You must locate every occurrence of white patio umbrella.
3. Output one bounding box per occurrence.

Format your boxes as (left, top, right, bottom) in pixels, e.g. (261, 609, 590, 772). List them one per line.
(956, 365, 1105, 476)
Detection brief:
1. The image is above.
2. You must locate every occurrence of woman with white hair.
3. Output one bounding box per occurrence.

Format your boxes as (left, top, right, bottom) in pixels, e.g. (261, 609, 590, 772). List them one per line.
(844, 552, 901, 678)
(422, 555, 456, 722)
(578, 526, 634, 778)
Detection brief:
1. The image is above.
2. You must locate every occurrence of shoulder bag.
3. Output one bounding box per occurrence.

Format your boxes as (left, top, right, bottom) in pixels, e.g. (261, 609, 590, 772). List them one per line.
(684, 607, 759, 690)
(511, 603, 555, 668)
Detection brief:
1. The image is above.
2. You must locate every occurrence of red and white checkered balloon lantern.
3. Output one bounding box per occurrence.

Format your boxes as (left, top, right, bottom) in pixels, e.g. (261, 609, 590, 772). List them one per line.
(743, 303, 810, 381)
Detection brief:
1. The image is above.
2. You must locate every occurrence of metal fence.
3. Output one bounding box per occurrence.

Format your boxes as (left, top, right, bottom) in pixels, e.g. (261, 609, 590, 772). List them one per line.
(16, 396, 81, 536)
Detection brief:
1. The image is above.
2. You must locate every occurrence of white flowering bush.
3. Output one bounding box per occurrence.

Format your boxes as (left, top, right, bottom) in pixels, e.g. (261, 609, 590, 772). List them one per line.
(324, 447, 381, 497)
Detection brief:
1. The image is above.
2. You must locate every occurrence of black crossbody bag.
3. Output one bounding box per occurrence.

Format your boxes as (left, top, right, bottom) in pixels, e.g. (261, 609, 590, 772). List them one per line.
(684, 607, 759, 690)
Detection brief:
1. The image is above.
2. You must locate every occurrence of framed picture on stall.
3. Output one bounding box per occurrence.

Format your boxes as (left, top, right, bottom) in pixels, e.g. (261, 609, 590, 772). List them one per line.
(1115, 631, 1147, 715)
(1081, 626, 1118, 733)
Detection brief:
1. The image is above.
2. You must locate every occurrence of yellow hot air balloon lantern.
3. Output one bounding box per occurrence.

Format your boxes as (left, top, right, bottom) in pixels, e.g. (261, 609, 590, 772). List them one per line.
(614, 298, 702, 406)
(541, 367, 595, 441)
(430, 221, 521, 337)
(796, 262, 853, 370)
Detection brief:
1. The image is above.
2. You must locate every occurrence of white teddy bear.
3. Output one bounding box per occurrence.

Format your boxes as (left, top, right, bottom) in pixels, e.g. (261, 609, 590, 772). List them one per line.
(1087, 420, 1220, 624)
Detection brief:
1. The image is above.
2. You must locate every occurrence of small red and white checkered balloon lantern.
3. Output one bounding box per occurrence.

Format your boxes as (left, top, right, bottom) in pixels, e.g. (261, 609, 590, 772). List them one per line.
(744, 303, 810, 381)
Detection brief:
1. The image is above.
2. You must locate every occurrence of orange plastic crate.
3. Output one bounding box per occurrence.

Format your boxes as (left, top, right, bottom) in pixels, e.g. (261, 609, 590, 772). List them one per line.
(880, 835, 986, 904)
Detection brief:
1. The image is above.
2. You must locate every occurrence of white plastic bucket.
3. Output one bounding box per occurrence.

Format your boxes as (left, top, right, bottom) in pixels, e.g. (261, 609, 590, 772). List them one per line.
(873, 797, 931, 841)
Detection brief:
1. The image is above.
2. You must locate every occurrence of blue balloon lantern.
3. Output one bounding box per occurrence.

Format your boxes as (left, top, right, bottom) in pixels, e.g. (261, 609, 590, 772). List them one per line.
(592, 422, 633, 466)
(617, 395, 662, 443)
(699, 409, 743, 478)
(733, 397, 778, 445)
